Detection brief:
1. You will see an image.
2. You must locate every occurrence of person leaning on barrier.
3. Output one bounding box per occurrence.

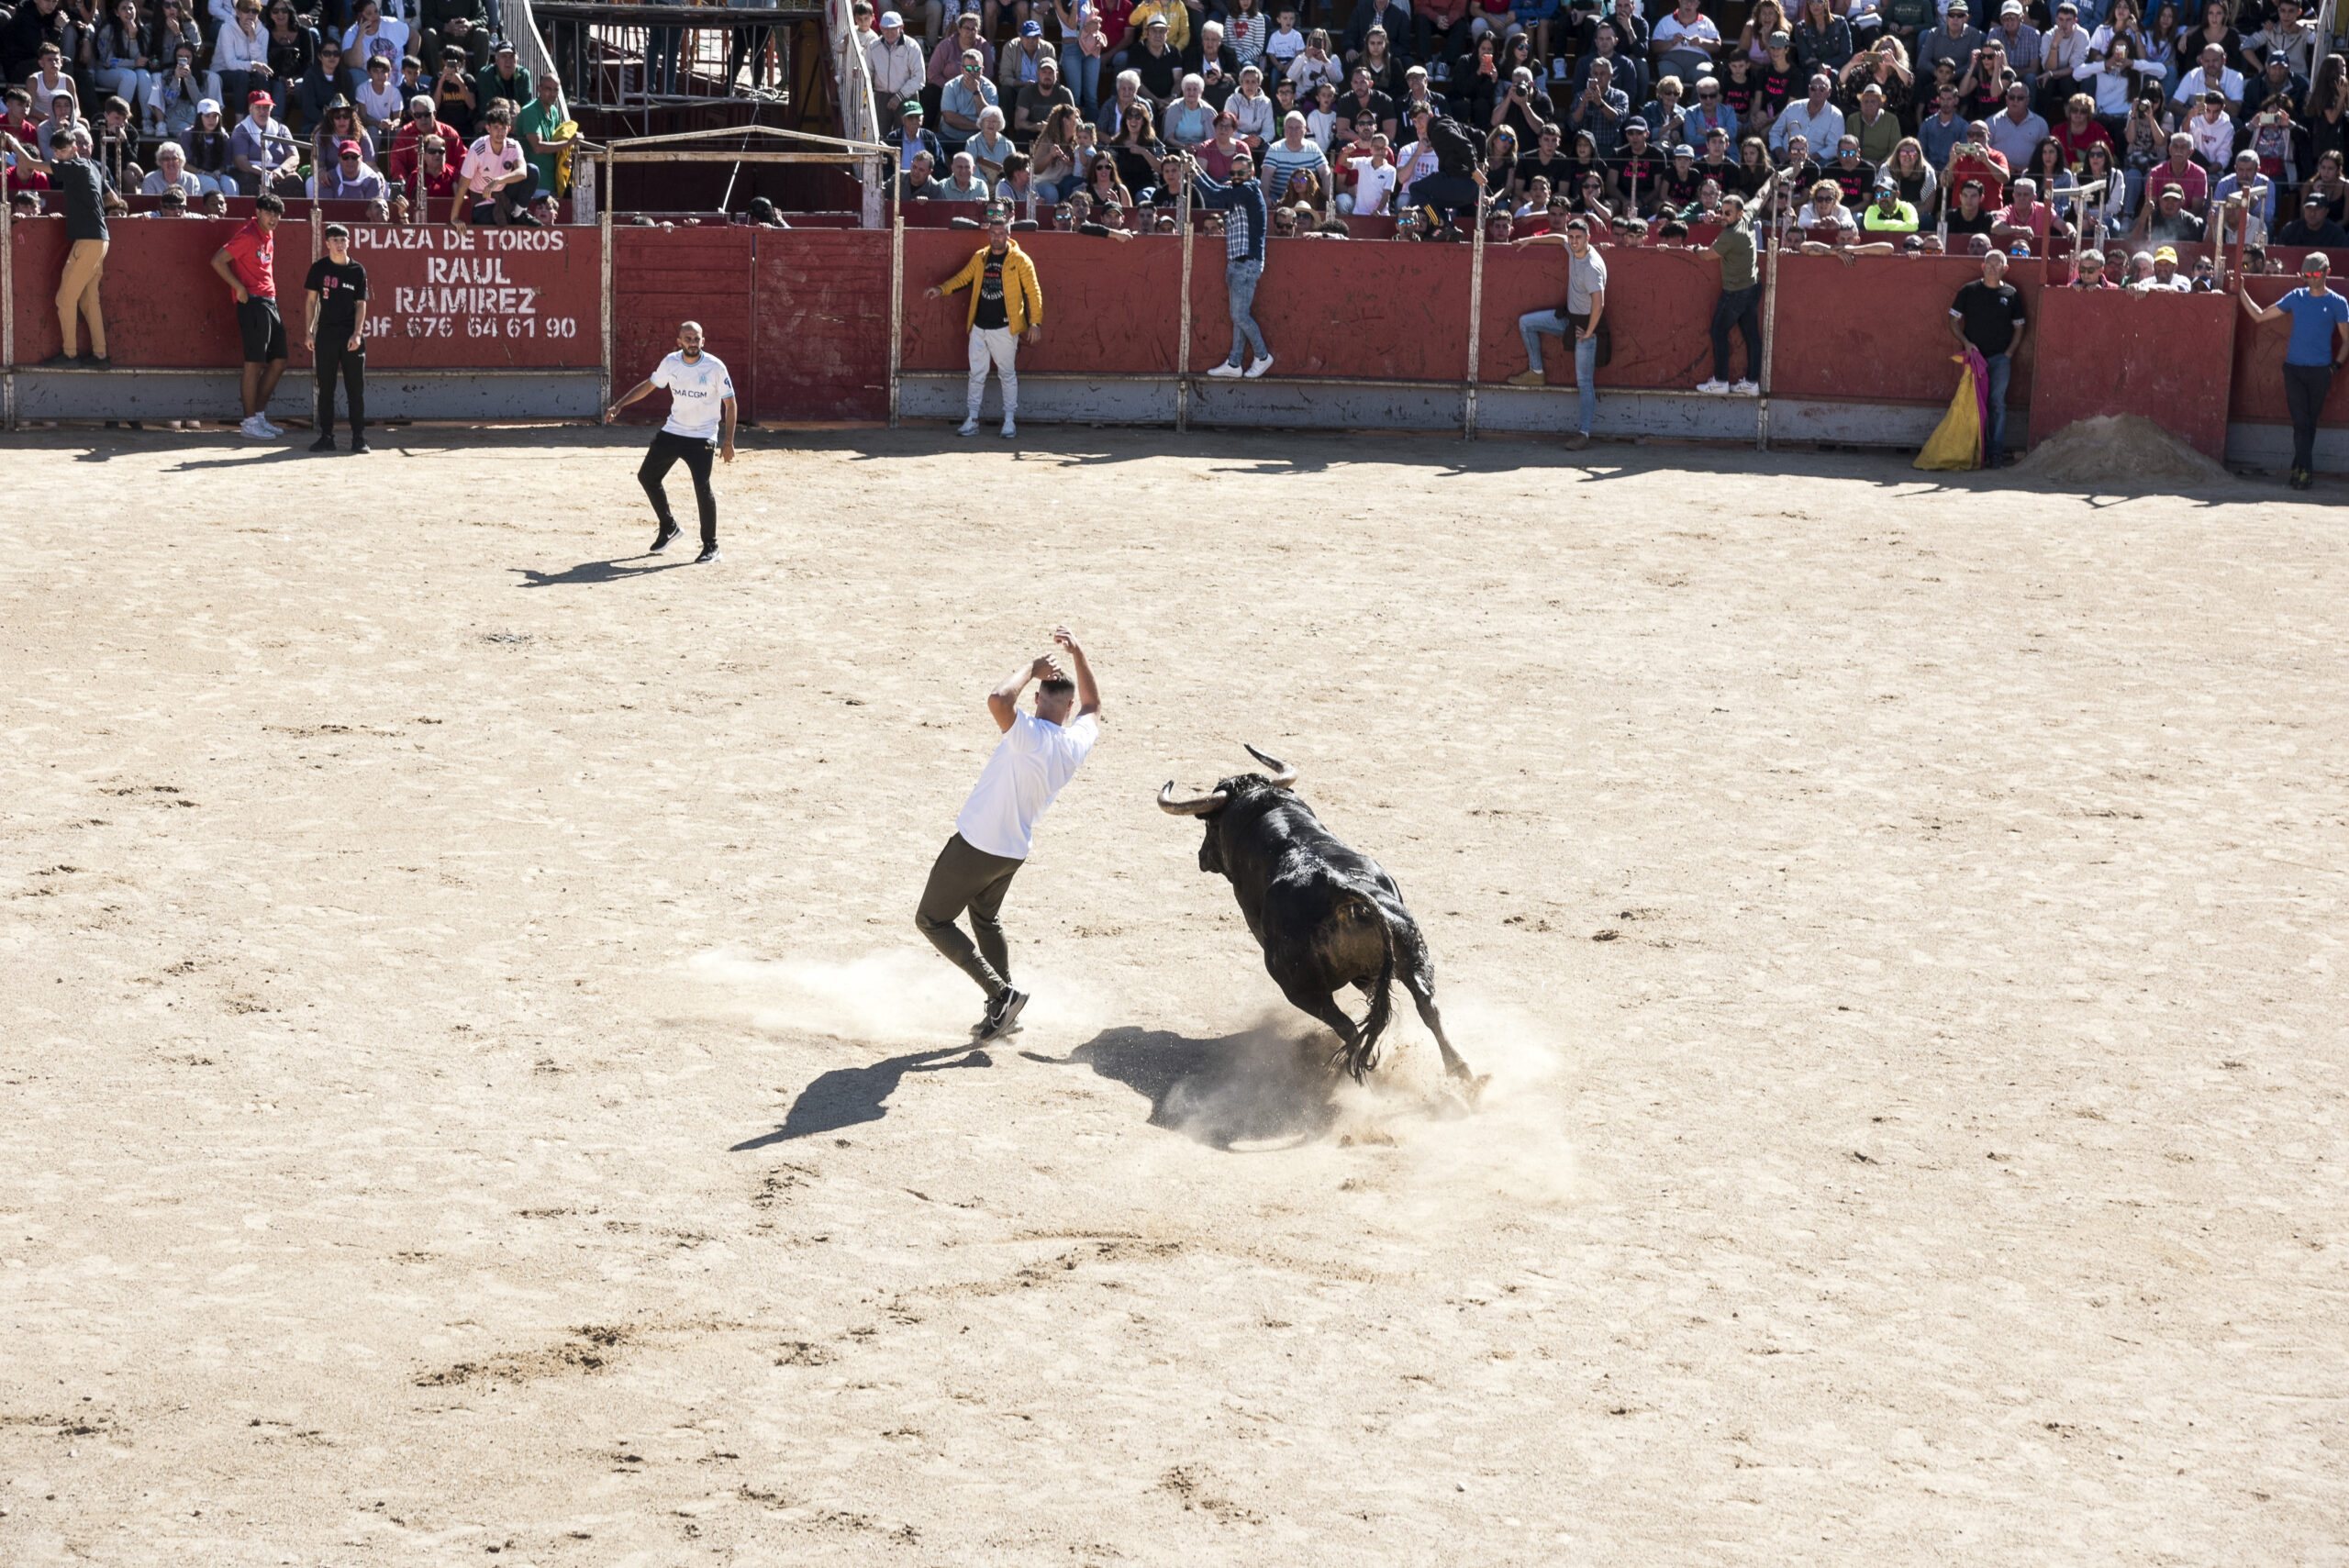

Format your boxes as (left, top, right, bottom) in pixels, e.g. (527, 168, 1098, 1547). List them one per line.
(211, 190, 291, 439)
(1691, 186, 1766, 394)
(1171, 150, 1276, 379)
(2067, 246, 2113, 286)
(2237, 251, 2348, 491)
(1947, 245, 2028, 468)
(1504, 208, 1609, 450)
(37, 125, 109, 369)
(925, 202, 1042, 440)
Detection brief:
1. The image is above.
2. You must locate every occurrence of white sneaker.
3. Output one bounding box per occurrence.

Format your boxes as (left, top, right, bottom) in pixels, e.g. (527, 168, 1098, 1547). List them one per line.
(257, 415, 285, 436)
(1731, 379, 1760, 395)
(1696, 379, 1731, 395)
(956, 417, 980, 436)
(239, 415, 268, 439)
(1244, 354, 1275, 379)
(1205, 361, 1243, 378)
(1000, 418, 1017, 439)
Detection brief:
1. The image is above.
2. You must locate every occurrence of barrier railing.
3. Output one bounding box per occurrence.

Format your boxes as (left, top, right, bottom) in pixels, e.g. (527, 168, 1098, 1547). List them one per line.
(6, 217, 2341, 461)
(533, 0, 818, 115)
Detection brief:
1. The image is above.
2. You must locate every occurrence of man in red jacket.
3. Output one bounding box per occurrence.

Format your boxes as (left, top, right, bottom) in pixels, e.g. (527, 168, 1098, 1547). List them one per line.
(384, 92, 460, 184)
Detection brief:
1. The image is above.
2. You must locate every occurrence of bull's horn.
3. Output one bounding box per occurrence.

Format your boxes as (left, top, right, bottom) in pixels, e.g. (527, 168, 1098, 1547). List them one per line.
(1157, 781, 1229, 816)
(1243, 744, 1297, 787)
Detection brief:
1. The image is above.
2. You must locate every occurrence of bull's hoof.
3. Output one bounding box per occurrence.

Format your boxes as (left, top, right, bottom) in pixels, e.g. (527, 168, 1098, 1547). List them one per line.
(1446, 1072, 1491, 1110)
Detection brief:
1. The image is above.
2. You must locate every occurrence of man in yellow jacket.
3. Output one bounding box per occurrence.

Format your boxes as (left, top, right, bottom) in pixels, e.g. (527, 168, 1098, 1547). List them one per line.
(925, 204, 1044, 439)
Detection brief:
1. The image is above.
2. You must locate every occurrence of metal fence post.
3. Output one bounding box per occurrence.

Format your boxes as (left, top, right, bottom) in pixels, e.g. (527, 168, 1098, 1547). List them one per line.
(2, 194, 14, 431)
(1757, 184, 1784, 452)
(888, 183, 904, 428)
(1175, 178, 1193, 434)
(599, 148, 615, 422)
(1464, 192, 1486, 440)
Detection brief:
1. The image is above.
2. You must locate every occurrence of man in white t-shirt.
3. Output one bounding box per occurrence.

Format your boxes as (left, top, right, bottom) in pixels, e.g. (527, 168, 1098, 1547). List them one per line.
(917, 628, 1102, 1041)
(451, 104, 530, 227)
(603, 319, 739, 563)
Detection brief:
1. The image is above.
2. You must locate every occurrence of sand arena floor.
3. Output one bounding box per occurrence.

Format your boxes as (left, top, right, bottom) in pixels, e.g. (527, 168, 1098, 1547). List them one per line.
(0, 427, 2343, 1565)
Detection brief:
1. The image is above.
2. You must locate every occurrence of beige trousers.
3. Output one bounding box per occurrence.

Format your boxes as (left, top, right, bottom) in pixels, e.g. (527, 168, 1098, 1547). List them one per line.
(57, 239, 109, 359)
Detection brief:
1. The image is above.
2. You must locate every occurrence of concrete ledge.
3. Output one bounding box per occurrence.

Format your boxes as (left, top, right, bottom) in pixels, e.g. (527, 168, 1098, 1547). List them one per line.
(2224, 420, 2349, 473)
(896, 373, 1178, 426)
(7, 369, 602, 423)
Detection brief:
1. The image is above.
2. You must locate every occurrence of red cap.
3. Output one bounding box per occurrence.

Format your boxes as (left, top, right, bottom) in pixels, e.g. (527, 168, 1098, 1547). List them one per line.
(338, 139, 361, 155)
(247, 89, 273, 107)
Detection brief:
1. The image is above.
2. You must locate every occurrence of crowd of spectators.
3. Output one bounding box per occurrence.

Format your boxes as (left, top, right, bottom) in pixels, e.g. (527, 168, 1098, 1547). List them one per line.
(870, 0, 2347, 259)
(1, 0, 577, 222)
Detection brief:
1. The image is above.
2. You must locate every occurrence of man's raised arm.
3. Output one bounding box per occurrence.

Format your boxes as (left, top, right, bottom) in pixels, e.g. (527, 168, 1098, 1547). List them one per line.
(1052, 626, 1099, 717)
(987, 652, 1059, 732)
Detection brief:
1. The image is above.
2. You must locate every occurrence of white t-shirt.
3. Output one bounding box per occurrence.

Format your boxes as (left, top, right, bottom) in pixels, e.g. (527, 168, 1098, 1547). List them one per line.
(651, 350, 735, 440)
(459, 134, 526, 195)
(1345, 156, 1396, 215)
(955, 708, 1101, 861)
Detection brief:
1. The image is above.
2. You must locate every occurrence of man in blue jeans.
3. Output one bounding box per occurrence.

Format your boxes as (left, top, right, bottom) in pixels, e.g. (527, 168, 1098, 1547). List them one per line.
(1946, 248, 2029, 468)
(1175, 151, 1275, 379)
(1503, 211, 1608, 450)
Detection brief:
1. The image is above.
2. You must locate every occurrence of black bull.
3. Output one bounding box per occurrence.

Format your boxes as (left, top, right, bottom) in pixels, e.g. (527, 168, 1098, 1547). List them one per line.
(1159, 747, 1477, 1086)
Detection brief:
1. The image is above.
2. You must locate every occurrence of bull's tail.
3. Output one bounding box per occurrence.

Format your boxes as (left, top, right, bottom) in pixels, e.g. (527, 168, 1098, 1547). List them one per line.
(1340, 891, 1397, 1083)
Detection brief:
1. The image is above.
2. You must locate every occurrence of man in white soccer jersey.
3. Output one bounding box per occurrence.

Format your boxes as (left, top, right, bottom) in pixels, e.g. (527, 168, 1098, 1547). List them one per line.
(916, 627, 1101, 1042)
(605, 320, 738, 564)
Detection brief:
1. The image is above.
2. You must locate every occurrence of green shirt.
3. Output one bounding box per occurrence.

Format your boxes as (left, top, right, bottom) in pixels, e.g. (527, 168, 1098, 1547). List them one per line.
(1861, 199, 1919, 233)
(514, 95, 569, 192)
(1711, 216, 1756, 292)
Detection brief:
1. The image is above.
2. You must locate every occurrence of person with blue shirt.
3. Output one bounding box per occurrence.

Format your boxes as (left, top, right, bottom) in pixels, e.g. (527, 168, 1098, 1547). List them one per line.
(1174, 150, 1275, 379)
(2238, 252, 2348, 491)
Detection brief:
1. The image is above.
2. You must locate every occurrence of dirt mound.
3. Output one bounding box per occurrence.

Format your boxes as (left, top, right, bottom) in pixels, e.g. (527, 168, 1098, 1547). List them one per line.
(2013, 413, 2232, 487)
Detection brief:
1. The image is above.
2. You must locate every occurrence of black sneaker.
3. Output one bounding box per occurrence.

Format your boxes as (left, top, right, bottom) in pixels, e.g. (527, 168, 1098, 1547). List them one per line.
(81, 353, 111, 370)
(975, 986, 1029, 1041)
(2289, 468, 2314, 491)
(649, 524, 681, 554)
(349, 437, 372, 454)
(309, 436, 337, 453)
(35, 351, 75, 370)
(694, 544, 720, 564)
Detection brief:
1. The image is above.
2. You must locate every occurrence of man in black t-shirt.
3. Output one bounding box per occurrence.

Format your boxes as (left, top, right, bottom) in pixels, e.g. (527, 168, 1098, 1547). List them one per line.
(1611, 122, 1663, 213)
(1827, 137, 1878, 208)
(304, 222, 371, 453)
(1947, 249, 2029, 467)
(1516, 124, 1577, 201)
(41, 127, 109, 368)
(1944, 179, 1997, 236)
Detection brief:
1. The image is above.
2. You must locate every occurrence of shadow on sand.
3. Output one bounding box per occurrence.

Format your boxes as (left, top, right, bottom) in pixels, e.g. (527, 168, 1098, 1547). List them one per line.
(730, 1044, 991, 1149)
(1027, 1022, 1346, 1151)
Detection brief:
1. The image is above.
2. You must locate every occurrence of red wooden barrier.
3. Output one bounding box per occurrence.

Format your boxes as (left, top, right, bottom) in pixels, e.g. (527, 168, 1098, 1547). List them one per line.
(9, 216, 598, 370)
(2031, 287, 2236, 459)
(610, 226, 754, 422)
(750, 228, 890, 422)
(15, 220, 2349, 455)
(1185, 236, 1472, 382)
(898, 227, 1188, 377)
(1768, 252, 2046, 409)
(1475, 242, 1734, 389)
